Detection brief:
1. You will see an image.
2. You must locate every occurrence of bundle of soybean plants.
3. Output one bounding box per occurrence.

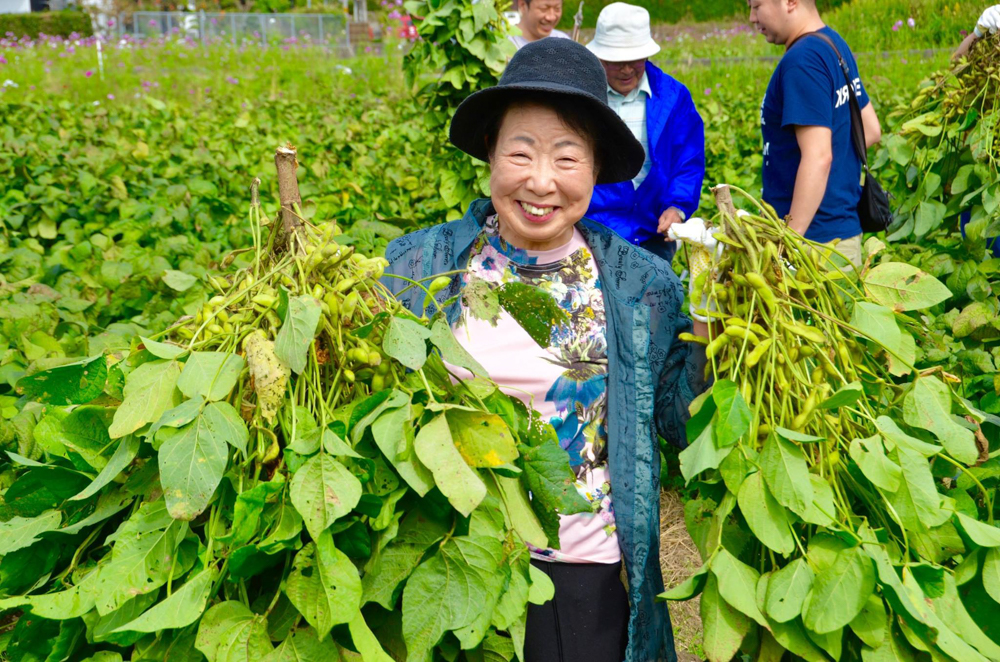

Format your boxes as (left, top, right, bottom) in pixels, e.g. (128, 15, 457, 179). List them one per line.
(0, 172, 588, 661)
(873, 33, 1000, 243)
(663, 186, 1000, 662)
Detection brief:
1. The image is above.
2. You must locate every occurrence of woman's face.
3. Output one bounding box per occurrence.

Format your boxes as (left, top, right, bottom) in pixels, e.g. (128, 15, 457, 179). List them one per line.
(489, 103, 597, 252)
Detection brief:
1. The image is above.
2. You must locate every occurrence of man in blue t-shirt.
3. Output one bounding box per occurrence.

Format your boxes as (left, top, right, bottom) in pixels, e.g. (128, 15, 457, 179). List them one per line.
(750, 0, 882, 266)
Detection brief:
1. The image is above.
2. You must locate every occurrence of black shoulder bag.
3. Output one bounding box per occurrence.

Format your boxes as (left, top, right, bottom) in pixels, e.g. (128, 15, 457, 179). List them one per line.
(799, 32, 894, 233)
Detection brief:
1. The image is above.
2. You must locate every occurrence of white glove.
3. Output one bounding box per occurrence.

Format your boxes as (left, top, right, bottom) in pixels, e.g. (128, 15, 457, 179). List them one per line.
(668, 217, 726, 323)
(975, 5, 1000, 38)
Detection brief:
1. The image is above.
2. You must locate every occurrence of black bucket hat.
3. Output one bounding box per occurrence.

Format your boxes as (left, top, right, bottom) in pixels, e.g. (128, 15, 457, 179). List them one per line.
(448, 38, 647, 185)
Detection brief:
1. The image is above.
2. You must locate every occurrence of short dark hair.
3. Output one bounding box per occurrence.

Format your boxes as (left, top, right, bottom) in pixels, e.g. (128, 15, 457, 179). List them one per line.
(482, 93, 603, 177)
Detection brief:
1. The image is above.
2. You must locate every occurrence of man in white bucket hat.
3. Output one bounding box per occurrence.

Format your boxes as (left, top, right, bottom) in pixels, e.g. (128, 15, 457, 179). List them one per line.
(585, 2, 705, 262)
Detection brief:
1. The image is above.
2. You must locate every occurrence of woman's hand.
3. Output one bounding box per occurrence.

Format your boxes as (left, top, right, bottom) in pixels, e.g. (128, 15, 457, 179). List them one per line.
(975, 5, 1000, 38)
(668, 218, 724, 334)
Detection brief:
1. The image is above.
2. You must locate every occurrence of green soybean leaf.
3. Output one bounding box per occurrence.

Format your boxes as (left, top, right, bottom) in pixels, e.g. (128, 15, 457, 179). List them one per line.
(177, 352, 245, 401)
(16, 355, 108, 405)
(285, 532, 362, 638)
(0, 510, 62, 555)
(931, 573, 1000, 661)
(875, 416, 941, 457)
(261, 626, 341, 662)
(768, 617, 828, 662)
(0, 571, 98, 619)
(819, 381, 864, 409)
(774, 427, 826, 443)
(430, 317, 487, 378)
(984, 547, 1000, 604)
(863, 263, 951, 312)
(903, 376, 978, 465)
(889, 446, 948, 531)
(150, 396, 205, 437)
(348, 613, 395, 662)
(70, 435, 140, 501)
(55, 489, 134, 536)
(163, 270, 198, 291)
(93, 500, 186, 615)
(195, 600, 273, 662)
(701, 573, 751, 662)
(491, 473, 548, 549)
(217, 479, 285, 548)
(765, 558, 815, 624)
(850, 302, 902, 356)
(383, 315, 432, 371)
(157, 406, 236, 521)
(806, 625, 843, 661)
(109, 359, 182, 439)
(849, 435, 902, 492)
(362, 514, 448, 610)
(447, 409, 518, 468)
(290, 453, 363, 539)
(413, 413, 486, 517)
(680, 415, 734, 482)
(204, 401, 250, 455)
(849, 593, 887, 649)
(527, 563, 554, 605)
(658, 562, 709, 601)
(496, 281, 569, 348)
(371, 404, 435, 496)
(759, 433, 813, 517)
(711, 548, 767, 627)
(274, 295, 322, 375)
(401, 535, 504, 662)
(803, 546, 876, 634)
(712, 379, 752, 447)
(800, 474, 837, 527)
(57, 405, 116, 470)
(738, 471, 795, 555)
(955, 511, 1000, 547)
(113, 567, 215, 633)
(139, 336, 187, 360)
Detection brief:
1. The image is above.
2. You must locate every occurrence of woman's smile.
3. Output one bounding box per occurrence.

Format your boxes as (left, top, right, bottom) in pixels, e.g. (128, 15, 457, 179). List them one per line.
(517, 200, 560, 223)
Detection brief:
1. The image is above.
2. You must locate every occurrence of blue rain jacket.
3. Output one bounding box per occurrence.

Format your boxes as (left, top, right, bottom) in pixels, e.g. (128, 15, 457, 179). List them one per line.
(587, 63, 706, 247)
(383, 198, 707, 662)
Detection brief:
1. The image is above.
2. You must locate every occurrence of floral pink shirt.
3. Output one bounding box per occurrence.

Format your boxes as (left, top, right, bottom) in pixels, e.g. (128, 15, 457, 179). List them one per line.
(447, 217, 621, 564)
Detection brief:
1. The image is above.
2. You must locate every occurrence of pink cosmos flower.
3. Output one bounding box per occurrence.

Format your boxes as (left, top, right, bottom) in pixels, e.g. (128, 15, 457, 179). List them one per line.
(85, 70, 93, 77)
(907, 17, 916, 28)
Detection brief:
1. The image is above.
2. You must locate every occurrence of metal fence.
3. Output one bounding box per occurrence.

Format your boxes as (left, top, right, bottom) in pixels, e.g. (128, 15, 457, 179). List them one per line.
(120, 11, 352, 54)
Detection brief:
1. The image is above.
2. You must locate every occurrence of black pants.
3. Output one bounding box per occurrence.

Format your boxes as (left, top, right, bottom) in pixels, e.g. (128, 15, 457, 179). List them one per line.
(524, 559, 630, 662)
(640, 236, 676, 263)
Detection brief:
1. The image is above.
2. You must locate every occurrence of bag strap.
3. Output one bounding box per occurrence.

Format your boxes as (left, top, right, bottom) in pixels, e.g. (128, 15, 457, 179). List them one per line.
(790, 31, 870, 172)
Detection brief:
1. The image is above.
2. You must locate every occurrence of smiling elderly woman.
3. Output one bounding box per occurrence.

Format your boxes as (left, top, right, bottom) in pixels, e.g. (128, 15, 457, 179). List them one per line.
(383, 39, 708, 662)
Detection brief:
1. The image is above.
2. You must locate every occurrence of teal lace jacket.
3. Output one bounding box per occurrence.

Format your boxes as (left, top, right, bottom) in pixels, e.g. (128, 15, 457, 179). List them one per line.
(383, 198, 707, 662)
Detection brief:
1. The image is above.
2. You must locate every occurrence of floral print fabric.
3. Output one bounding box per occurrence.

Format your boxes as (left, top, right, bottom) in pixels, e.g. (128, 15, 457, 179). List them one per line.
(452, 216, 620, 563)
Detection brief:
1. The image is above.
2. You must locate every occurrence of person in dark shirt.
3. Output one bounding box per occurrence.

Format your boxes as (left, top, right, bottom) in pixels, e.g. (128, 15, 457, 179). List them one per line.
(749, 0, 882, 266)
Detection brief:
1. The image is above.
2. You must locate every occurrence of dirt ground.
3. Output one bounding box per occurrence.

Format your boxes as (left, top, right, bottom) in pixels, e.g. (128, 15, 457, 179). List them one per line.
(659, 490, 704, 662)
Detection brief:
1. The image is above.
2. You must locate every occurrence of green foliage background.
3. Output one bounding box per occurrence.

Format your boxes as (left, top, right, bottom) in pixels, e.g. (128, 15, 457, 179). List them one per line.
(0, 10, 93, 38)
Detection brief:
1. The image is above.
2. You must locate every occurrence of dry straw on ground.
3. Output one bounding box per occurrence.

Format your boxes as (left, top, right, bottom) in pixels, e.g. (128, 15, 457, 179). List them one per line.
(659, 490, 704, 661)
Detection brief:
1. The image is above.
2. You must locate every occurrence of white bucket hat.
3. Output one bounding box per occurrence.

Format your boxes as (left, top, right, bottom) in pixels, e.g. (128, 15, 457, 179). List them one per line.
(586, 3, 660, 62)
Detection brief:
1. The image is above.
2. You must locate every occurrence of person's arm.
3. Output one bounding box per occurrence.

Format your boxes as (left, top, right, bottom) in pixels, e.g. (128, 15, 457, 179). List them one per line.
(953, 32, 978, 61)
(861, 102, 882, 148)
(954, 5, 1000, 60)
(787, 125, 833, 236)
